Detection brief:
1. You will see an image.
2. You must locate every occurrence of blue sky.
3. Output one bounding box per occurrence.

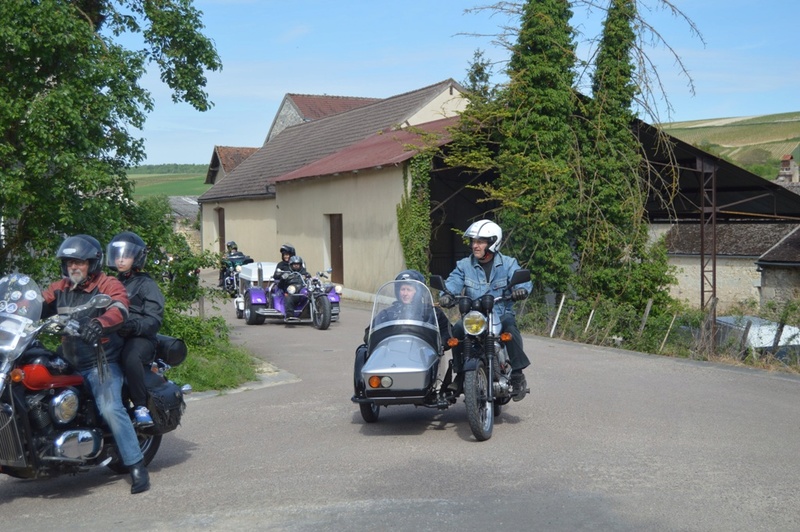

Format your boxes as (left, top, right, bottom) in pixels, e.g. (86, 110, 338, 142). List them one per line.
(136, 0, 799, 164)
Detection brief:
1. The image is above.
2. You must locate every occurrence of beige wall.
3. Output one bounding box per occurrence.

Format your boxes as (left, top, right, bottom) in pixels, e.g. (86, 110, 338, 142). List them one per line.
(406, 88, 468, 126)
(200, 199, 278, 260)
(274, 166, 408, 299)
(669, 255, 761, 312)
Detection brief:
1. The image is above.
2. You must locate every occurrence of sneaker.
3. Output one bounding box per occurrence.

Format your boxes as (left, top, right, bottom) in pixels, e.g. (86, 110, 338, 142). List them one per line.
(134, 406, 153, 427)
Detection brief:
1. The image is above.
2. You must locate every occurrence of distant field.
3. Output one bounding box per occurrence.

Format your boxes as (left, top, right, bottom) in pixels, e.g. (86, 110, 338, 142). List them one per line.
(663, 113, 800, 166)
(129, 172, 210, 197)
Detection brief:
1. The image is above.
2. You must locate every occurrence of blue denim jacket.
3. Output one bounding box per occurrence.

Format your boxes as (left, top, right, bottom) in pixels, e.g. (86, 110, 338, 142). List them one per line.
(443, 252, 532, 322)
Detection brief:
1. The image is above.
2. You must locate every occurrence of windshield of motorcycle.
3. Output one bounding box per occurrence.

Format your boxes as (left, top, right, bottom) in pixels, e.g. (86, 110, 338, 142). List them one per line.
(0, 273, 43, 358)
(368, 280, 440, 344)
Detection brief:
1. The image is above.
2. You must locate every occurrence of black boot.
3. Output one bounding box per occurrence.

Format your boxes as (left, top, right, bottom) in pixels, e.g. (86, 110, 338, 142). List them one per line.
(510, 371, 528, 402)
(130, 460, 150, 494)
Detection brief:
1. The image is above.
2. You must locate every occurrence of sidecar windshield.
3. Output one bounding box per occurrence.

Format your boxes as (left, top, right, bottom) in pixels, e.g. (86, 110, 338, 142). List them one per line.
(0, 273, 43, 357)
(368, 280, 440, 352)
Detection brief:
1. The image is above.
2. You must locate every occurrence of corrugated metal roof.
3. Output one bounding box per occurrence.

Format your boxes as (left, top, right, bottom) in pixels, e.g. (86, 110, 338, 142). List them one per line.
(199, 79, 463, 203)
(637, 120, 800, 223)
(272, 116, 457, 183)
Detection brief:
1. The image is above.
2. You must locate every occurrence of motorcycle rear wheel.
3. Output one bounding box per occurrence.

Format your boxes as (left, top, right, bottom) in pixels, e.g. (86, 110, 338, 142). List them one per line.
(464, 360, 493, 441)
(313, 296, 332, 330)
(359, 402, 380, 423)
(244, 295, 266, 325)
(106, 434, 162, 474)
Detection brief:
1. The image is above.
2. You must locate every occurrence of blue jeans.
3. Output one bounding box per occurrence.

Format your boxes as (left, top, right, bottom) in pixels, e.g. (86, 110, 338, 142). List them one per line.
(80, 363, 144, 466)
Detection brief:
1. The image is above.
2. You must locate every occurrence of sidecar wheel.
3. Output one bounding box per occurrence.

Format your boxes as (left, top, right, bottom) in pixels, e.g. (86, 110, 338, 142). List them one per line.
(313, 296, 332, 330)
(359, 402, 380, 423)
(464, 360, 493, 441)
(245, 296, 265, 325)
(107, 434, 162, 474)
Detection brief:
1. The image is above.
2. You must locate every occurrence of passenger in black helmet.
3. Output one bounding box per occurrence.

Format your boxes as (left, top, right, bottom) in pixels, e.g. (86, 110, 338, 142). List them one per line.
(107, 231, 165, 430)
(274, 243, 297, 278)
(361, 269, 452, 346)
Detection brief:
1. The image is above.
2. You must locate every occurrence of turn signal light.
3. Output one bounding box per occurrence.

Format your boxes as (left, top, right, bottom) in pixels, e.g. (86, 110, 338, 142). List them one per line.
(447, 338, 459, 348)
(367, 375, 393, 388)
(10, 369, 24, 383)
(500, 332, 512, 342)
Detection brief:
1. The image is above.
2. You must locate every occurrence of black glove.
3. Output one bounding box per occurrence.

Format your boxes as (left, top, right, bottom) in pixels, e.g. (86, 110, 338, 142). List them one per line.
(117, 320, 137, 338)
(80, 319, 104, 345)
(511, 288, 528, 301)
(439, 294, 455, 308)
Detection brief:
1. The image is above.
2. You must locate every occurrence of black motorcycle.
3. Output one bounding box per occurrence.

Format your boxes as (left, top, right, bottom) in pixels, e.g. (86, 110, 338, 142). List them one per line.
(0, 272, 189, 479)
(430, 269, 530, 441)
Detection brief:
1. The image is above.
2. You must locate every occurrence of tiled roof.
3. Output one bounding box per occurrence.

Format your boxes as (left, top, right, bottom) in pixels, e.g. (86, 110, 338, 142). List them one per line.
(665, 223, 797, 256)
(272, 116, 457, 183)
(199, 79, 462, 203)
(204, 146, 258, 184)
(288, 94, 380, 121)
(758, 226, 800, 263)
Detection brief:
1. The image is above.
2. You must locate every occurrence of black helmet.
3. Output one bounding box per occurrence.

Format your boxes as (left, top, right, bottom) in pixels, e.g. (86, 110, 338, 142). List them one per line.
(289, 255, 303, 269)
(394, 269, 425, 299)
(226, 241, 238, 252)
(280, 243, 296, 257)
(107, 231, 148, 271)
(395, 269, 425, 284)
(56, 235, 104, 277)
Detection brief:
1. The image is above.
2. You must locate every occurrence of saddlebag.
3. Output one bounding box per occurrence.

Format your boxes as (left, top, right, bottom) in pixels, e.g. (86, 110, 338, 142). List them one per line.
(156, 334, 187, 367)
(146, 380, 185, 435)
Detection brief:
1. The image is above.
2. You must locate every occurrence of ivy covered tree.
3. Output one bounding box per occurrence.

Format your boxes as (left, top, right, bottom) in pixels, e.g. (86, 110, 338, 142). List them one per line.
(447, 0, 678, 323)
(0, 0, 221, 276)
(575, 0, 674, 310)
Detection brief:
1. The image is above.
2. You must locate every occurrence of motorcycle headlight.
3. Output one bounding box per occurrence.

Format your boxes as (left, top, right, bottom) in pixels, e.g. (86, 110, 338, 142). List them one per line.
(287, 285, 297, 294)
(50, 388, 79, 424)
(334, 285, 343, 295)
(235, 265, 243, 272)
(462, 311, 487, 336)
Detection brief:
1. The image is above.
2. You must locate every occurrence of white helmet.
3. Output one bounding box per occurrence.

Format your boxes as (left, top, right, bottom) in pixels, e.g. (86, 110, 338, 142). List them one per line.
(464, 219, 502, 253)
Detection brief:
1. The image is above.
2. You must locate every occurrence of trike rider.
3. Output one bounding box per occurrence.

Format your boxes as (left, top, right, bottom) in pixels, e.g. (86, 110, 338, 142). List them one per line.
(438, 219, 531, 400)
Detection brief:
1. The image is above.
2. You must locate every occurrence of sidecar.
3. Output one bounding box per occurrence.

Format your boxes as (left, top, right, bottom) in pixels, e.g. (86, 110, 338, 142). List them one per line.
(351, 280, 451, 422)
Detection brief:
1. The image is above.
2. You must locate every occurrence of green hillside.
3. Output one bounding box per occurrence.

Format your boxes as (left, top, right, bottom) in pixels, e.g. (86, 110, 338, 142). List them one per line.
(128, 169, 210, 198)
(662, 111, 800, 179)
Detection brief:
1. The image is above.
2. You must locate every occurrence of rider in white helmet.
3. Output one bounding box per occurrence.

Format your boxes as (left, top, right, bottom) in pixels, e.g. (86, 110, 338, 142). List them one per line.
(439, 219, 532, 401)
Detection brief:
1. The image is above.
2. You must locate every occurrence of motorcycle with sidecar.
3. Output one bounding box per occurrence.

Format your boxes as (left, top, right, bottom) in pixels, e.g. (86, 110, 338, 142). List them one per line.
(351, 270, 530, 441)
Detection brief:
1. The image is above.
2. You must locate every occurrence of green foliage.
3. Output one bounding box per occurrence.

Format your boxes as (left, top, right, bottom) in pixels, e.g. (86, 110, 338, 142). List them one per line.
(160, 312, 258, 392)
(0, 0, 220, 274)
(397, 153, 434, 273)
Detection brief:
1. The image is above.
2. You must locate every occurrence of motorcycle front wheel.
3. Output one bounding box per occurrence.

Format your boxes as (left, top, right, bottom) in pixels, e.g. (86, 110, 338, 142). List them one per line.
(106, 434, 163, 474)
(464, 360, 493, 441)
(313, 295, 332, 330)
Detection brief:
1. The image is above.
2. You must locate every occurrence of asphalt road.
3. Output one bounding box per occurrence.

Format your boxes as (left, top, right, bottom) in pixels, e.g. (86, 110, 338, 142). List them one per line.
(3, 292, 800, 531)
